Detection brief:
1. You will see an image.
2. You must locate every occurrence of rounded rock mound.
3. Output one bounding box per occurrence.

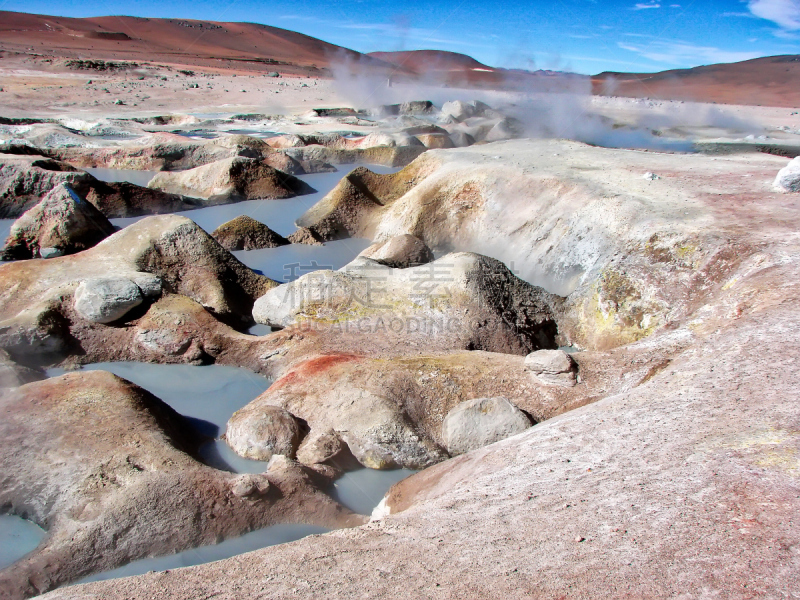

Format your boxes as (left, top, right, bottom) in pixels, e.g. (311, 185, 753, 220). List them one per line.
(226, 405, 303, 461)
(358, 234, 434, 268)
(211, 215, 289, 251)
(442, 396, 533, 456)
(774, 157, 800, 192)
(73, 277, 145, 324)
(524, 349, 578, 387)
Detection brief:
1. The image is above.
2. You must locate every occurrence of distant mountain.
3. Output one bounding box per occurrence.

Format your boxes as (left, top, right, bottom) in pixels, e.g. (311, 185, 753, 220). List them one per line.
(593, 55, 800, 108)
(0, 11, 394, 75)
(367, 50, 587, 92)
(368, 50, 496, 73)
(1, 12, 797, 106)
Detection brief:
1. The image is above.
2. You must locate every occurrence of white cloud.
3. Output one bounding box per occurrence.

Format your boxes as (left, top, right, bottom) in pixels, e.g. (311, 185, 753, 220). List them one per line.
(618, 39, 765, 65)
(633, 2, 662, 9)
(748, 0, 800, 30)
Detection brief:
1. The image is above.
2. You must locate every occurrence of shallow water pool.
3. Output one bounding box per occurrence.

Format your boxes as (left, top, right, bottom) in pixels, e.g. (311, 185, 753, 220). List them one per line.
(45, 362, 271, 439)
(108, 165, 402, 237)
(39, 361, 415, 584)
(233, 238, 372, 282)
(74, 523, 330, 584)
(0, 515, 46, 570)
(330, 468, 417, 516)
(0, 218, 12, 244)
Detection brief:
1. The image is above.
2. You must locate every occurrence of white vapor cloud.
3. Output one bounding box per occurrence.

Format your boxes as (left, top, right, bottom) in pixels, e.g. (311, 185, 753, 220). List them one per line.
(748, 0, 800, 30)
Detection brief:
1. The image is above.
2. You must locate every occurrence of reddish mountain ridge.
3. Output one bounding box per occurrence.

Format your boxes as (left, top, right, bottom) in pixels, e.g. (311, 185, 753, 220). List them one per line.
(593, 55, 800, 108)
(0, 10, 394, 75)
(0, 11, 798, 106)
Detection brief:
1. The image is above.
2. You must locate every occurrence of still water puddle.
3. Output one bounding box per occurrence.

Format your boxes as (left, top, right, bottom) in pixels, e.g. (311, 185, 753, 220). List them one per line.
(0, 515, 46, 570)
(37, 362, 414, 581)
(106, 165, 401, 237)
(74, 523, 330, 584)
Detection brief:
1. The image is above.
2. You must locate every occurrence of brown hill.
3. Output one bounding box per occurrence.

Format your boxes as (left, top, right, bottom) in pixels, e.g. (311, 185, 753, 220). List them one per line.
(367, 49, 586, 92)
(368, 50, 495, 74)
(0, 10, 393, 75)
(593, 55, 800, 108)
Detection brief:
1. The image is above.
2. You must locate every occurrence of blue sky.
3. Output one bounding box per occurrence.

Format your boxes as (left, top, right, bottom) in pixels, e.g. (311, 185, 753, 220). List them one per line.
(2, 0, 799, 74)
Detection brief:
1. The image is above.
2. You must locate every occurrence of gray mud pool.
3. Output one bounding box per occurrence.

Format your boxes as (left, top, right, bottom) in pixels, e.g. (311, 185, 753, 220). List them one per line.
(0, 515, 46, 570)
(106, 165, 401, 236)
(36, 362, 415, 582)
(1, 164, 414, 576)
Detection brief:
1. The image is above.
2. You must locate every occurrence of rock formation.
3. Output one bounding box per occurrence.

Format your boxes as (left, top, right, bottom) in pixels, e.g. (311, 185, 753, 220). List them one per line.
(148, 157, 313, 202)
(73, 277, 149, 324)
(296, 140, 792, 350)
(0, 371, 362, 599)
(1, 184, 116, 260)
(295, 164, 433, 241)
(357, 234, 434, 268)
(252, 252, 561, 356)
(441, 396, 533, 456)
(0, 153, 203, 219)
(524, 349, 578, 387)
(286, 226, 324, 246)
(223, 339, 672, 471)
(226, 405, 304, 461)
(0, 215, 277, 365)
(0, 154, 91, 218)
(774, 156, 800, 192)
(211, 216, 290, 251)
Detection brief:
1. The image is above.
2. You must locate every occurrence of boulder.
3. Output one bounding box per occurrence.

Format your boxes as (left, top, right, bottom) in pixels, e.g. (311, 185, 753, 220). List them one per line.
(211, 215, 290, 251)
(265, 134, 306, 149)
(225, 405, 303, 461)
(148, 157, 313, 202)
(73, 277, 145, 324)
(524, 349, 578, 387)
(1, 183, 115, 260)
(296, 428, 347, 465)
(370, 101, 435, 117)
(484, 117, 524, 142)
(774, 157, 800, 192)
(400, 101, 436, 115)
(441, 396, 533, 456)
(358, 234, 434, 268)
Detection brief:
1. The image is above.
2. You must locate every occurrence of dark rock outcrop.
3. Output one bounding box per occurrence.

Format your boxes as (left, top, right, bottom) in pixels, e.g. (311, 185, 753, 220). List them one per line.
(358, 234, 434, 268)
(253, 252, 561, 356)
(211, 216, 289, 251)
